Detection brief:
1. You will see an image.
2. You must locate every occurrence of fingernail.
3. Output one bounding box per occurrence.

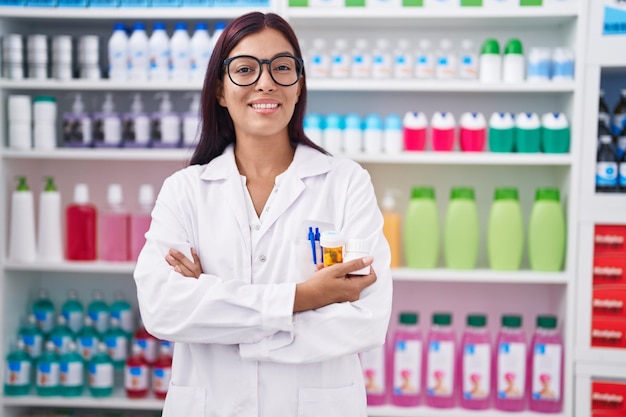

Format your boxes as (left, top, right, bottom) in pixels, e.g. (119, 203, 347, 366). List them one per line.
(362, 256, 373, 265)
(174, 265, 181, 273)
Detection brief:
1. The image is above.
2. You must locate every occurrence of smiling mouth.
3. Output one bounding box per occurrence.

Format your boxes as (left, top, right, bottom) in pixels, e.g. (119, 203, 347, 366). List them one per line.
(250, 103, 280, 110)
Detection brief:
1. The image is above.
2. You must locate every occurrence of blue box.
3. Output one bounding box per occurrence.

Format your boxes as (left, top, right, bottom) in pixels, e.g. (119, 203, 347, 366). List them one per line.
(150, 0, 180, 7)
(181, 0, 210, 6)
(26, 0, 56, 6)
(213, 0, 268, 5)
(0, 0, 26, 6)
(89, 0, 119, 7)
(58, 0, 88, 7)
(120, 0, 150, 7)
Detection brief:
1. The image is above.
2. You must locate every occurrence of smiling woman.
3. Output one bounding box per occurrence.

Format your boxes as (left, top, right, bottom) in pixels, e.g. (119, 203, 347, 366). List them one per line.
(133, 11, 393, 417)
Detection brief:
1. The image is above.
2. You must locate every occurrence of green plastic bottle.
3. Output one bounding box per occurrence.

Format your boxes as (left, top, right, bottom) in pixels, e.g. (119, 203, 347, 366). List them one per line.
(88, 342, 114, 398)
(88, 290, 110, 335)
(487, 188, 524, 270)
(4, 340, 32, 396)
(104, 317, 129, 370)
(110, 290, 134, 336)
(60, 341, 84, 397)
(444, 187, 480, 269)
(31, 288, 55, 335)
(36, 341, 60, 397)
(50, 315, 74, 356)
(404, 186, 440, 269)
(61, 289, 84, 335)
(18, 314, 44, 361)
(77, 316, 101, 363)
(528, 188, 566, 271)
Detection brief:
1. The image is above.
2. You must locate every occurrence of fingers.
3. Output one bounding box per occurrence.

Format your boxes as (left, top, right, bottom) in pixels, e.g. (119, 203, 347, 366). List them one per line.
(327, 256, 374, 277)
(166, 248, 201, 279)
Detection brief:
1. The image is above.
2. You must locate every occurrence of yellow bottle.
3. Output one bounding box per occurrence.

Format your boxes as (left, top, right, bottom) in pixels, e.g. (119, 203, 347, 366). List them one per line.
(381, 190, 402, 268)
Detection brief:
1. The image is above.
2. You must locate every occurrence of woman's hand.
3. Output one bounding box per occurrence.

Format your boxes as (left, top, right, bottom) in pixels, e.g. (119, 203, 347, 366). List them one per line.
(293, 256, 377, 312)
(166, 248, 203, 279)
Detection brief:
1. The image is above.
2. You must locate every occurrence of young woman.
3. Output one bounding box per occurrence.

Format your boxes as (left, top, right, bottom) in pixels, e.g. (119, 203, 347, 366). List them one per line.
(133, 12, 392, 417)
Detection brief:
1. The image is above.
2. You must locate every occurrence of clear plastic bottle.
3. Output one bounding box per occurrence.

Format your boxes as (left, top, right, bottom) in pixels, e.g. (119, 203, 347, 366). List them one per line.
(528, 315, 563, 413)
(613, 89, 626, 138)
(61, 289, 84, 335)
(182, 93, 201, 148)
(330, 38, 350, 79)
(77, 317, 100, 363)
(149, 22, 170, 82)
(458, 39, 478, 80)
(130, 184, 155, 261)
(170, 22, 191, 81)
(59, 341, 84, 397)
(8, 176, 36, 263)
(190, 22, 212, 82)
(597, 135, 619, 193)
(65, 183, 97, 261)
(122, 93, 151, 148)
(4, 340, 32, 396)
(425, 313, 456, 408)
(435, 39, 456, 80)
(50, 315, 74, 356)
(36, 341, 60, 396)
(414, 39, 434, 79)
(128, 22, 149, 81)
(100, 183, 130, 261)
(31, 289, 55, 335)
(308, 38, 330, 79)
(110, 290, 134, 335)
(152, 342, 173, 399)
(459, 314, 491, 410)
(390, 312, 422, 407)
(393, 38, 413, 80)
(104, 317, 129, 370)
(19, 314, 44, 360)
(108, 22, 128, 81)
(599, 89, 611, 135)
(493, 314, 527, 411)
(124, 343, 149, 399)
(381, 190, 402, 268)
(88, 290, 110, 335)
(88, 342, 114, 397)
(372, 38, 393, 79)
(351, 38, 372, 79)
(133, 318, 159, 365)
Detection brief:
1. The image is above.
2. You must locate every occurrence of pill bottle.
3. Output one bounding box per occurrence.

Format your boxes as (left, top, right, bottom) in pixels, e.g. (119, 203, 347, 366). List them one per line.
(344, 239, 371, 275)
(320, 231, 344, 267)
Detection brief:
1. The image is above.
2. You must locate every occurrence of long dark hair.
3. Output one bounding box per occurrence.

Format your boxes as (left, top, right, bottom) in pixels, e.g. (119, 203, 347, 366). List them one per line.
(189, 12, 326, 166)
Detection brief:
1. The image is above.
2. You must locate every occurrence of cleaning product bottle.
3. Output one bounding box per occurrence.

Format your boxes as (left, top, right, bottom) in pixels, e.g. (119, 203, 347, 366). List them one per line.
(77, 317, 100, 363)
(65, 183, 97, 261)
(182, 93, 201, 148)
(403, 111, 428, 151)
(122, 93, 150, 148)
(488, 112, 515, 153)
(133, 318, 159, 365)
(50, 315, 74, 356)
(528, 188, 566, 271)
(36, 341, 60, 397)
(151, 92, 181, 148)
(459, 112, 487, 152)
(107, 22, 128, 81)
(494, 314, 527, 411)
(435, 39, 456, 80)
(59, 341, 84, 397)
(404, 186, 440, 269)
(37, 177, 63, 262)
(390, 312, 422, 407)
(62, 93, 92, 147)
(93, 93, 122, 148)
(487, 187, 524, 271)
(383, 113, 404, 155)
(330, 38, 350, 79)
(148, 21, 170, 81)
(541, 112, 570, 154)
(8, 176, 36, 263)
(4, 340, 31, 396)
(190, 22, 212, 82)
(170, 22, 191, 81)
(343, 113, 363, 155)
(529, 315, 563, 413)
(381, 190, 402, 268)
(128, 22, 149, 81)
(360, 345, 386, 406)
(104, 317, 129, 370)
(425, 313, 456, 408)
(125, 343, 149, 399)
(479, 39, 501, 83)
(515, 112, 542, 153)
(152, 342, 173, 400)
(31, 289, 55, 335)
(414, 39, 435, 79)
(130, 184, 154, 261)
(431, 112, 456, 152)
(19, 314, 44, 360)
(444, 187, 480, 270)
(459, 314, 491, 410)
(458, 39, 478, 80)
(88, 342, 114, 398)
(100, 183, 130, 262)
(502, 39, 525, 83)
(88, 290, 110, 335)
(110, 290, 134, 336)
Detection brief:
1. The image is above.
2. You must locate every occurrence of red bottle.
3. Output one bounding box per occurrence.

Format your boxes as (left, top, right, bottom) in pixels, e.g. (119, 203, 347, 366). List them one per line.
(66, 183, 97, 260)
(133, 321, 159, 365)
(152, 342, 173, 400)
(124, 344, 149, 399)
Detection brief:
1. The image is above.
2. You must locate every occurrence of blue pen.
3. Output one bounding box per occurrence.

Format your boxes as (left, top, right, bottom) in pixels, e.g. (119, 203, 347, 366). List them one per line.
(308, 227, 317, 264)
(314, 228, 321, 265)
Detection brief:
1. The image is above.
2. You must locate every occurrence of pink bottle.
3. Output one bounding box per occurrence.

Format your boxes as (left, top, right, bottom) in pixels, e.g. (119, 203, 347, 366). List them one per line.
(431, 112, 456, 151)
(494, 314, 527, 411)
(390, 312, 422, 407)
(129, 184, 154, 261)
(529, 315, 563, 413)
(66, 183, 97, 261)
(459, 112, 487, 152)
(403, 111, 428, 151)
(100, 184, 130, 261)
(360, 345, 387, 405)
(459, 314, 491, 410)
(425, 312, 456, 408)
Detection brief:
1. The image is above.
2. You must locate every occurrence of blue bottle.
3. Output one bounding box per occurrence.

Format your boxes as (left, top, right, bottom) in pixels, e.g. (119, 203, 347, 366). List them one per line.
(50, 315, 74, 356)
(104, 317, 129, 370)
(88, 342, 114, 398)
(596, 135, 619, 193)
(4, 340, 32, 396)
(31, 289, 55, 335)
(60, 341, 84, 397)
(61, 289, 84, 335)
(88, 290, 110, 335)
(77, 316, 101, 363)
(36, 341, 60, 396)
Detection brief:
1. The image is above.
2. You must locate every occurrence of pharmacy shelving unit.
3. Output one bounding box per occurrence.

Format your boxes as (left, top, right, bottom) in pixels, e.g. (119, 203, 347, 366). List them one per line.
(575, 2, 626, 417)
(0, 2, 588, 417)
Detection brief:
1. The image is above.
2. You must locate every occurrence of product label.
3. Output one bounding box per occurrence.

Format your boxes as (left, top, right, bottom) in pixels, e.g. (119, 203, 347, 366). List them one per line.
(463, 343, 491, 399)
(60, 361, 84, 387)
(34, 310, 54, 333)
(52, 335, 72, 355)
(89, 311, 110, 334)
(89, 363, 113, 388)
(497, 342, 526, 399)
(125, 365, 149, 390)
(360, 346, 385, 394)
(111, 310, 134, 334)
(394, 53, 412, 79)
(22, 333, 43, 358)
(78, 336, 98, 361)
(64, 311, 83, 334)
(152, 367, 172, 394)
(393, 340, 422, 395)
(426, 340, 454, 397)
(105, 336, 128, 362)
(37, 362, 60, 387)
(351, 54, 371, 78)
(135, 338, 157, 364)
(531, 343, 562, 401)
(597, 162, 619, 188)
(415, 54, 434, 78)
(5, 360, 31, 385)
(310, 54, 330, 78)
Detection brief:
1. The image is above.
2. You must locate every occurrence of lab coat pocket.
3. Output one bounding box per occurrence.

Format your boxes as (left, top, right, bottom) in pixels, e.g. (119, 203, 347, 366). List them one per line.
(162, 382, 207, 417)
(289, 239, 317, 283)
(297, 383, 366, 417)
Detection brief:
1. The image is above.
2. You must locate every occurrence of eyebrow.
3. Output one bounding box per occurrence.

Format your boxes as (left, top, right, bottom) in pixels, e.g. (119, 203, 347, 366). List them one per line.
(228, 51, 296, 60)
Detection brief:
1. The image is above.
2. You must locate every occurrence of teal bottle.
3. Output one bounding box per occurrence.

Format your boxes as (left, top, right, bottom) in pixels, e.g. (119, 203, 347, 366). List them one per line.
(60, 341, 84, 397)
(19, 314, 44, 360)
(77, 316, 100, 363)
(88, 342, 114, 398)
(110, 290, 134, 336)
(444, 187, 480, 270)
(88, 290, 110, 335)
(36, 341, 60, 396)
(487, 187, 524, 270)
(61, 289, 84, 335)
(31, 289, 55, 335)
(50, 315, 74, 356)
(404, 186, 440, 269)
(104, 317, 129, 369)
(4, 340, 32, 396)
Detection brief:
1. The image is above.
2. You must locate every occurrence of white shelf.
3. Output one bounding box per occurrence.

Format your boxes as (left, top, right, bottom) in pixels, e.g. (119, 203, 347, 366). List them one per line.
(367, 406, 566, 417)
(2, 390, 163, 410)
(576, 349, 626, 367)
(392, 268, 569, 284)
(4, 260, 137, 274)
(0, 78, 203, 91)
(578, 193, 626, 223)
(1, 148, 195, 161)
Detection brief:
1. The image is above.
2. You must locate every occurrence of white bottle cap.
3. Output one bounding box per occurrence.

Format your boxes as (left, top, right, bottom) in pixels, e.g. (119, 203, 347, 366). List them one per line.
(355, 38, 368, 50)
(439, 39, 452, 51)
(74, 183, 89, 204)
(138, 184, 155, 206)
(381, 189, 396, 211)
(461, 39, 473, 50)
(8, 95, 32, 121)
(397, 38, 410, 51)
(108, 183, 123, 205)
(334, 38, 348, 50)
(312, 38, 326, 50)
(345, 238, 370, 254)
(376, 38, 389, 50)
(320, 231, 344, 248)
(418, 39, 431, 50)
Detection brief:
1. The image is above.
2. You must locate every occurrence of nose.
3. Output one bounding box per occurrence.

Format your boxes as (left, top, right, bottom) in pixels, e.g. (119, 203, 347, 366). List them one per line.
(255, 63, 276, 91)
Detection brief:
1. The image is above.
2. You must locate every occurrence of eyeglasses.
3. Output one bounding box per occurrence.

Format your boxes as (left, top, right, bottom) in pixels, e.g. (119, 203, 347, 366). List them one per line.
(223, 54, 304, 87)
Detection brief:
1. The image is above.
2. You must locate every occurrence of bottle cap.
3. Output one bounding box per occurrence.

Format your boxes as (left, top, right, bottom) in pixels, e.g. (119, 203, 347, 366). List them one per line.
(43, 176, 57, 192)
(480, 38, 500, 55)
(344, 113, 362, 130)
(399, 312, 418, 325)
(174, 22, 188, 31)
(108, 184, 123, 205)
(535, 187, 560, 202)
(194, 22, 208, 31)
(15, 176, 29, 191)
(345, 238, 370, 254)
(403, 111, 428, 129)
(501, 314, 522, 328)
(504, 38, 523, 55)
(494, 187, 518, 201)
(364, 114, 383, 131)
(320, 231, 344, 248)
(461, 39, 473, 51)
(541, 112, 569, 129)
(325, 113, 343, 130)
(536, 315, 558, 329)
(489, 112, 515, 129)
(67, 289, 79, 299)
(132, 22, 146, 31)
(384, 114, 403, 131)
(214, 21, 227, 31)
(450, 186, 475, 200)
(153, 22, 166, 31)
(467, 314, 487, 327)
(138, 184, 155, 206)
(334, 38, 348, 50)
(304, 113, 323, 130)
(433, 313, 452, 326)
(381, 189, 397, 210)
(113, 22, 126, 32)
(34, 95, 56, 103)
(411, 186, 435, 200)
(73, 183, 89, 204)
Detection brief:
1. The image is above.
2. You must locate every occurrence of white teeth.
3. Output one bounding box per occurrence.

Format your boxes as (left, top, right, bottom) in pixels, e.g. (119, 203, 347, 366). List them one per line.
(251, 103, 279, 109)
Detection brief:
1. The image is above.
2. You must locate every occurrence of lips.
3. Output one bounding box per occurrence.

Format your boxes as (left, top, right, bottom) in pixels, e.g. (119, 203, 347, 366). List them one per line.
(250, 102, 280, 110)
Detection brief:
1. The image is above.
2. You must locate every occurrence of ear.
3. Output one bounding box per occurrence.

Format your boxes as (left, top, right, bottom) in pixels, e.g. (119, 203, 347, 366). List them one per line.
(216, 80, 226, 107)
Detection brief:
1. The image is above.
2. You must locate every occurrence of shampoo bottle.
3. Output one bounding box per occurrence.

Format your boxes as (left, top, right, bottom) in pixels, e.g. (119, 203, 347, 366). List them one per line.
(528, 188, 566, 271)
(122, 93, 150, 148)
(37, 177, 63, 262)
(391, 312, 422, 406)
(404, 186, 440, 269)
(529, 315, 563, 413)
(425, 313, 456, 408)
(130, 184, 154, 261)
(494, 315, 527, 411)
(8, 176, 36, 263)
(444, 187, 480, 270)
(93, 93, 122, 148)
(151, 92, 181, 148)
(381, 190, 402, 268)
(65, 183, 97, 261)
(459, 314, 491, 410)
(62, 93, 92, 148)
(99, 183, 130, 262)
(487, 187, 524, 270)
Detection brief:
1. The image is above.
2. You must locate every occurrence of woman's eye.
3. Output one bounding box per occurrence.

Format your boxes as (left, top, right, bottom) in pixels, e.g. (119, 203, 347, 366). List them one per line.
(236, 67, 254, 74)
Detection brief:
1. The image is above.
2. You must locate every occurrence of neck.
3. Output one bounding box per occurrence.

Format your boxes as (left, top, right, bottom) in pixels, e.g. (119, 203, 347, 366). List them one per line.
(234, 137, 295, 178)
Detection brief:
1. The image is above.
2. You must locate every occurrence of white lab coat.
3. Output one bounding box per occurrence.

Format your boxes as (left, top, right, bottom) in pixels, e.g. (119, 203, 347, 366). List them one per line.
(134, 143, 393, 417)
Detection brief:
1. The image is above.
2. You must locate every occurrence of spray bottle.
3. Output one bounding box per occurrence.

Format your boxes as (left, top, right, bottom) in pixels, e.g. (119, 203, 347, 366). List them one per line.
(151, 92, 181, 148)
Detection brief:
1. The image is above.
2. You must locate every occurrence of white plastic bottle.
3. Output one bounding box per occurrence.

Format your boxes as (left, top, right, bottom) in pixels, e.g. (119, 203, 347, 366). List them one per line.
(9, 176, 36, 263)
(108, 22, 128, 81)
(343, 113, 363, 155)
(151, 92, 181, 148)
(502, 39, 525, 83)
(415, 39, 435, 79)
(128, 22, 149, 81)
(211, 22, 227, 52)
(383, 114, 403, 154)
(182, 93, 201, 147)
(123, 93, 151, 148)
(33, 96, 57, 150)
(393, 38, 413, 79)
(190, 22, 212, 82)
(372, 38, 393, 79)
(323, 113, 344, 155)
(479, 38, 501, 83)
(149, 22, 170, 82)
(435, 39, 456, 80)
(330, 38, 350, 79)
(308, 38, 330, 79)
(351, 38, 372, 79)
(458, 39, 478, 80)
(304, 113, 324, 149)
(364, 113, 383, 155)
(8, 95, 32, 150)
(62, 93, 93, 148)
(37, 177, 63, 262)
(93, 93, 122, 148)
(170, 22, 190, 81)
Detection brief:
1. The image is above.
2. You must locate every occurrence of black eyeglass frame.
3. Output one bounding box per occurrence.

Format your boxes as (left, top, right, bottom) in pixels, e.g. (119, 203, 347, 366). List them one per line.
(223, 53, 304, 87)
